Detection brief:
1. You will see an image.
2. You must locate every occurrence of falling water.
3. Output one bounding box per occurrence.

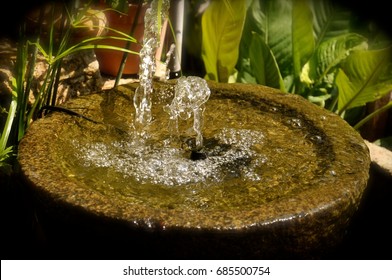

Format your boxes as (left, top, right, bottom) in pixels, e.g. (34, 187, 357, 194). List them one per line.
(133, 0, 210, 151)
(133, 0, 171, 128)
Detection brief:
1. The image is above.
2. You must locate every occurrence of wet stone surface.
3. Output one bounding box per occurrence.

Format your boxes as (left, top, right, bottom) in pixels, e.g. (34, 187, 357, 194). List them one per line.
(18, 81, 371, 258)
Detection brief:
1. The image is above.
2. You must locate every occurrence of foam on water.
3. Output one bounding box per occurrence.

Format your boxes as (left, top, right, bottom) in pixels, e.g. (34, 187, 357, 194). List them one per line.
(74, 127, 265, 187)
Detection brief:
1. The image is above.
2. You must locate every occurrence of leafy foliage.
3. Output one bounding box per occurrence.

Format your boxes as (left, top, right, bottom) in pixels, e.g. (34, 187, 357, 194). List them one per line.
(336, 47, 392, 114)
(201, 0, 246, 82)
(201, 0, 392, 128)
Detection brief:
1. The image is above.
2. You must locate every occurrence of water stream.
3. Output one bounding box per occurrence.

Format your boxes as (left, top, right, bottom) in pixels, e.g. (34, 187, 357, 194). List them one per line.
(133, 0, 170, 128)
(133, 0, 210, 151)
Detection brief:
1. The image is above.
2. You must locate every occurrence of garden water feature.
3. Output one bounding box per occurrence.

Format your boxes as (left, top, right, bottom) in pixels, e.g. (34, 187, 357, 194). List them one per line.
(16, 0, 371, 258)
(17, 80, 370, 258)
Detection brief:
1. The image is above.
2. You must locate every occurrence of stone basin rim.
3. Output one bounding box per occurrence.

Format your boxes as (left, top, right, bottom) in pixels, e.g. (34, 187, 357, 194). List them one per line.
(17, 81, 371, 231)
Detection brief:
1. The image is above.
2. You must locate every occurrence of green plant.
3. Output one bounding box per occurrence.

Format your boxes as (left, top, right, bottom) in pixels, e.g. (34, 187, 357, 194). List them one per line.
(201, 0, 392, 130)
(201, 0, 246, 82)
(0, 0, 138, 174)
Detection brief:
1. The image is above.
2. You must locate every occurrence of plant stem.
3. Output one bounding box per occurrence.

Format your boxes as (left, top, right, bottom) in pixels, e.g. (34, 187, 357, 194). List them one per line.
(0, 100, 17, 153)
(41, 105, 100, 124)
(114, 0, 144, 88)
(353, 101, 392, 130)
(15, 31, 28, 142)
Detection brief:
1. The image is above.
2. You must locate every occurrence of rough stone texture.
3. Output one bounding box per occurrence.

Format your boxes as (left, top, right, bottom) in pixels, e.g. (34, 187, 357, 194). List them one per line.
(17, 81, 371, 259)
(0, 39, 16, 98)
(0, 39, 17, 132)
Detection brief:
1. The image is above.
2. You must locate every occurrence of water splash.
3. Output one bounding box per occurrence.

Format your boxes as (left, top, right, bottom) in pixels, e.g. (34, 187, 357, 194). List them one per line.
(164, 76, 211, 149)
(73, 127, 265, 187)
(134, 0, 171, 128)
(133, 1, 210, 152)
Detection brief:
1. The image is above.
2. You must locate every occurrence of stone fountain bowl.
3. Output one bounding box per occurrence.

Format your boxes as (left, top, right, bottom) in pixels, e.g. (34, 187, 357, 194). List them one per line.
(18, 81, 370, 259)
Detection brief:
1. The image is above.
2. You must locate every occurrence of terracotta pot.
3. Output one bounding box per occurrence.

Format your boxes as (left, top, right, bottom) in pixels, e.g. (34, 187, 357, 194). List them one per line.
(94, 3, 148, 76)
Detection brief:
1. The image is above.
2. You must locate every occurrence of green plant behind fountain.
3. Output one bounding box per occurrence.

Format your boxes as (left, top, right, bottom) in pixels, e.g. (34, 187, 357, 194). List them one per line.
(200, 0, 392, 132)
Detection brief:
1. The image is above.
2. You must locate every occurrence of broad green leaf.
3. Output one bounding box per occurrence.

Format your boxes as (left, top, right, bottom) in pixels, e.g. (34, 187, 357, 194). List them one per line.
(262, 0, 293, 78)
(310, 0, 352, 46)
(243, 0, 293, 78)
(336, 47, 392, 114)
(201, 0, 246, 82)
(307, 33, 368, 83)
(236, 0, 265, 82)
(237, 0, 263, 66)
(292, 0, 315, 79)
(249, 32, 285, 91)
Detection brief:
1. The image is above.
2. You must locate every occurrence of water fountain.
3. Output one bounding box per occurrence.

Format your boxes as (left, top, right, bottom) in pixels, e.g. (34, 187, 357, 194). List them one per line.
(16, 0, 370, 258)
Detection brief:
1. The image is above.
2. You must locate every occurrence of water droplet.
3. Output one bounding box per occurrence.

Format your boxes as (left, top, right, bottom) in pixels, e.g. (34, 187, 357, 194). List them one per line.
(269, 107, 278, 112)
(310, 135, 323, 143)
(287, 118, 302, 128)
